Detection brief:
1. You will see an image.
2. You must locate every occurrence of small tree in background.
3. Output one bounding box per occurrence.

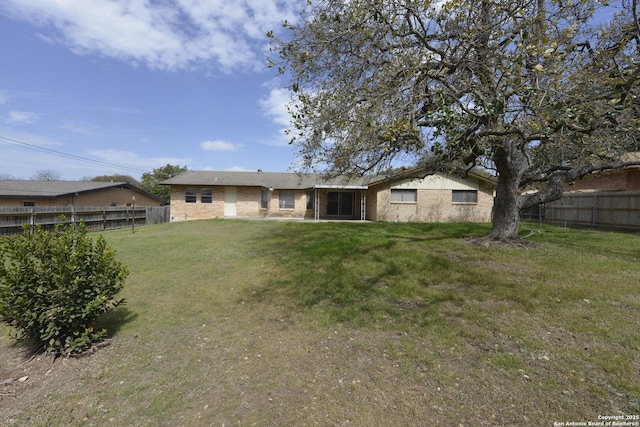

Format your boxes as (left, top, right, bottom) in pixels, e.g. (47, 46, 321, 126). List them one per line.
(0, 221, 128, 356)
(140, 164, 188, 202)
(31, 169, 62, 181)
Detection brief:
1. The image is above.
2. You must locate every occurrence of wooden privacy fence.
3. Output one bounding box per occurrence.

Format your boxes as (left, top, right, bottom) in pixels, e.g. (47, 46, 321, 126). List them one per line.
(0, 206, 170, 236)
(521, 191, 640, 231)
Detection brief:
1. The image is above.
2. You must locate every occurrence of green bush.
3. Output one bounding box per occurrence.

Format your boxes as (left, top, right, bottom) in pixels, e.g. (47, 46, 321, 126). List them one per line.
(0, 221, 128, 356)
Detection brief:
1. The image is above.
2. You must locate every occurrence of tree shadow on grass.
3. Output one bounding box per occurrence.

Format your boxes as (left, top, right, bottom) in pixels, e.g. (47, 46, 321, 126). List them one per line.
(96, 306, 138, 337)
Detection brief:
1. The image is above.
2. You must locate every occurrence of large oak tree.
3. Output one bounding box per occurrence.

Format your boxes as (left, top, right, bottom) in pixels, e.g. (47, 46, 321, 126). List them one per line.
(271, 0, 640, 240)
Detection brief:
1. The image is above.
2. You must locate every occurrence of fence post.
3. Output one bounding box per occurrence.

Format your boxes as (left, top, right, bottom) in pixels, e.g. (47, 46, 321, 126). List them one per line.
(538, 203, 542, 228)
(131, 197, 136, 234)
(30, 209, 35, 235)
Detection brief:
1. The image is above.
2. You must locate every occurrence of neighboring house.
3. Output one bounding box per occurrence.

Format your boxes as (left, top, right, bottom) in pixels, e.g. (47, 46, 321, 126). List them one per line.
(564, 153, 640, 192)
(161, 168, 495, 223)
(0, 181, 165, 207)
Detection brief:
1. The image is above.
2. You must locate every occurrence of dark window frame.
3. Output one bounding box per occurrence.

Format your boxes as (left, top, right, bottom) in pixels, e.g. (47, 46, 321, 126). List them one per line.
(185, 188, 197, 203)
(201, 188, 213, 203)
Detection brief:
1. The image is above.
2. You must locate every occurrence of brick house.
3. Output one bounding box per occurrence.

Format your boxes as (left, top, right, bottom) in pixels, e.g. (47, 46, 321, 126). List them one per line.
(161, 168, 495, 223)
(565, 168, 640, 192)
(0, 181, 165, 207)
(564, 153, 640, 192)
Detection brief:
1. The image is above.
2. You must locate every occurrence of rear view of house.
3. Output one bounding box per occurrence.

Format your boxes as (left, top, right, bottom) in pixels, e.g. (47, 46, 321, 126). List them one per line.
(162, 168, 495, 223)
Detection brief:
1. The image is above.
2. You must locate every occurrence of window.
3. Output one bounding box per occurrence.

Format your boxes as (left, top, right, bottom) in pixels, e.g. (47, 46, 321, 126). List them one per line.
(201, 188, 213, 203)
(261, 189, 269, 209)
(390, 189, 417, 203)
(185, 188, 197, 203)
(279, 190, 295, 209)
(23, 201, 35, 207)
(306, 191, 314, 210)
(452, 190, 478, 203)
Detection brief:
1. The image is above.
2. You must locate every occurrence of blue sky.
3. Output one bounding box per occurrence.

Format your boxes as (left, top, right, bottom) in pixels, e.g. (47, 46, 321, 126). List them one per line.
(0, 0, 300, 181)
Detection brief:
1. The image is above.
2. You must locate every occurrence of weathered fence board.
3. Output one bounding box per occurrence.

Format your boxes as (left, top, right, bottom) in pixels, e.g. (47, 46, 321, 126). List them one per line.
(0, 206, 170, 236)
(521, 191, 640, 231)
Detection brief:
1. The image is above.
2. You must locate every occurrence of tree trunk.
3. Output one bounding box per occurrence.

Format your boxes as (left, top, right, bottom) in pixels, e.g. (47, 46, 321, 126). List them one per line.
(487, 143, 528, 241)
(489, 172, 522, 240)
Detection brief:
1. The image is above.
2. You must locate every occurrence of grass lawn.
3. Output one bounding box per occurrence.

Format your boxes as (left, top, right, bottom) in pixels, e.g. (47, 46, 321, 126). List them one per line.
(1, 219, 639, 426)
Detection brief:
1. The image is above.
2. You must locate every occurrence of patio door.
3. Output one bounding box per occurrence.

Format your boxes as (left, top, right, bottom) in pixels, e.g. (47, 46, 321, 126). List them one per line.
(224, 187, 237, 217)
(327, 191, 354, 216)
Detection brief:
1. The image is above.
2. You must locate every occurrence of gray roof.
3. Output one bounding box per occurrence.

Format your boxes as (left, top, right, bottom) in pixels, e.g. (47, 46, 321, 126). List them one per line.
(160, 171, 374, 189)
(0, 180, 163, 200)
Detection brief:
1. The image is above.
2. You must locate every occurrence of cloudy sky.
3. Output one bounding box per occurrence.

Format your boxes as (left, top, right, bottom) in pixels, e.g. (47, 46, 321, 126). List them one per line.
(0, 0, 300, 180)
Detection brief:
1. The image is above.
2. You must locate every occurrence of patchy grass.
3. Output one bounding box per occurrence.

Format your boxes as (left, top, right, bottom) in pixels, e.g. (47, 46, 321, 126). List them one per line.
(1, 220, 639, 426)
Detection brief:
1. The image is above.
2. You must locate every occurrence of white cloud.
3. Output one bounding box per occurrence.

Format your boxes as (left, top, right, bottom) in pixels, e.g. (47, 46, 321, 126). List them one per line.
(200, 140, 241, 152)
(0, 90, 8, 104)
(260, 87, 292, 127)
(7, 110, 39, 125)
(259, 86, 294, 145)
(57, 120, 97, 135)
(1, 0, 299, 72)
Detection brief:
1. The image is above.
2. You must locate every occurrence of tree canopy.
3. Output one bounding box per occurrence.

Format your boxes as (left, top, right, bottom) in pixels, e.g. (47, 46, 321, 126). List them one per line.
(140, 164, 188, 202)
(271, 0, 640, 240)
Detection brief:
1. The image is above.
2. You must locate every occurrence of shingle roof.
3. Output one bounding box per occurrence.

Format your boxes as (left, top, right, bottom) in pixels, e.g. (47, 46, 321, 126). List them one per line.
(160, 171, 374, 189)
(0, 180, 162, 200)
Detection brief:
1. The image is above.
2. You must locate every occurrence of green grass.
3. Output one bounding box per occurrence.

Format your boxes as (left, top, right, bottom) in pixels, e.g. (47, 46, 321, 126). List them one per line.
(1, 220, 639, 426)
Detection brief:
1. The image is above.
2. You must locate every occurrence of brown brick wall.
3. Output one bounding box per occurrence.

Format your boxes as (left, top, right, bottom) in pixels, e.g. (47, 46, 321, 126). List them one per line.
(0, 188, 162, 208)
(169, 185, 314, 221)
(565, 169, 640, 192)
(372, 183, 493, 223)
(168, 181, 494, 223)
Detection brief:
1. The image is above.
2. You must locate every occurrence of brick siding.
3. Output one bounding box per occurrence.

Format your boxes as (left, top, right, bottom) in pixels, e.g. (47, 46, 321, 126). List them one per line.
(0, 188, 162, 208)
(169, 185, 314, 221)
(371, 182, 493, 223)
(565, 169, 640, 192)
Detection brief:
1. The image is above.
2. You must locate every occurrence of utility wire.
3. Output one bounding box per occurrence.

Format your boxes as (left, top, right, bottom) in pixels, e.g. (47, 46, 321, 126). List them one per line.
(0, 134, 147, 174)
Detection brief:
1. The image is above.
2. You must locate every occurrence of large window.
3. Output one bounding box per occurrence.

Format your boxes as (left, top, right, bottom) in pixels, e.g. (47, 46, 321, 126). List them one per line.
(390, 189, 417, 203)
(185, 188, 197, 203)
(261, 189, 269, 209)
(201, 188, 213, 203)
(306, 191, 314, 210)
(452, 190, 478, 203)
(279, 190, 295, 209)
(327, 192, 354, 216)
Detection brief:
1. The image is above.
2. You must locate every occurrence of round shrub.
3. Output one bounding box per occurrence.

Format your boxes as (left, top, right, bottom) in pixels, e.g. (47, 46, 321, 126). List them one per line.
(0, 221, 128, 356)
